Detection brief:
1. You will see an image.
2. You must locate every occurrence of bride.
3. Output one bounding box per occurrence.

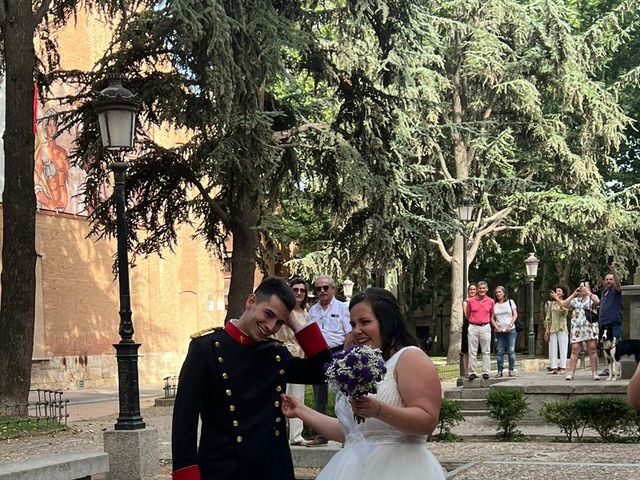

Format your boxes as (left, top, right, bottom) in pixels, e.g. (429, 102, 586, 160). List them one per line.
(281, 287, 446, 479)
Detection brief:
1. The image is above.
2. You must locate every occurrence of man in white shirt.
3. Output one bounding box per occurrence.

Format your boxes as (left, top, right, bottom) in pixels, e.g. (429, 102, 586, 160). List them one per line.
(304, 275, 352, 446)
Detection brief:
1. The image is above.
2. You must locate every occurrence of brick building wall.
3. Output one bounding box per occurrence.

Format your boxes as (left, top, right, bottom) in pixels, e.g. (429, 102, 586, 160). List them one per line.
(1, 10, 271, 390)
(12, 208, 231, 390)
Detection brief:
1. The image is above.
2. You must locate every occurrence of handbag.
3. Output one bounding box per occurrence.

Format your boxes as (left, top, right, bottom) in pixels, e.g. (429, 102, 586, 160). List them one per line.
(515, 319, 525, 333)
(586, 306, 599, 324)
(510, 299, 524, 332)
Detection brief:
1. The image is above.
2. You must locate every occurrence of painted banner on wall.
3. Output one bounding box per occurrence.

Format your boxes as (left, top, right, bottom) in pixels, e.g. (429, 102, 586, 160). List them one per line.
(0, 79, 90, 216)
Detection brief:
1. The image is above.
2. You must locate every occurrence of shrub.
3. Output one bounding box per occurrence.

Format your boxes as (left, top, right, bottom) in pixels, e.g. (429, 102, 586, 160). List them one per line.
(486, 388, 527, 440)
(618, 409, 640, 441)
(575, 397, 635, 442)
(434, 398, 464, 441)
(303, 386, 335, 438)
(540, 401, 587, 442)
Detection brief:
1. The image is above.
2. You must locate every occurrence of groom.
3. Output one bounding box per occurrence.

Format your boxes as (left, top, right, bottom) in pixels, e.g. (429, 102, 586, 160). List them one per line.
(171, 276, 330, 480)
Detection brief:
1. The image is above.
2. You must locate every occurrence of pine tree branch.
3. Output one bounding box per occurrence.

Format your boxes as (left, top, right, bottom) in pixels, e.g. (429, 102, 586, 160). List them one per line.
(272, 122, 329, 142)
(476, 207, 513, 240)
(430, 233, 452, 263)
(183, 173, 231, 226)
(33, 0, 53, 28)
(432, 143, 453, 180)
(0, 0, 6, 27)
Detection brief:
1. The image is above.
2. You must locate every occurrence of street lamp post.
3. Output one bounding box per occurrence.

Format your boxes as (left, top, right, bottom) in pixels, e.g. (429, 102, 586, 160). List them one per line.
(343, 277, 354, 302)
(524, 252, 540, 359)
(456, 200, 474, 378)
(96, 79, 145, 430)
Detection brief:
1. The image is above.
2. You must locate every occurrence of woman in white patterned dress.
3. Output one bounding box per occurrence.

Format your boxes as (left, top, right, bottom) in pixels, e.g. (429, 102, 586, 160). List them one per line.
(557, 280, 601, 381)
(281, 288, 446, 479)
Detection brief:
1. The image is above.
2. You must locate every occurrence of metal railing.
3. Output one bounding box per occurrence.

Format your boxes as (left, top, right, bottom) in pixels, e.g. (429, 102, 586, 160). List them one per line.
(0, 389, 68, 438)
(163, 376, 177, 398)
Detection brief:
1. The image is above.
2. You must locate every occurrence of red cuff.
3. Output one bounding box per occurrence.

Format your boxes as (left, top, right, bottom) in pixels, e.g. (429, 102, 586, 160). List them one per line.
(173, 465, 200, 480)
(295, 322, 328, 357)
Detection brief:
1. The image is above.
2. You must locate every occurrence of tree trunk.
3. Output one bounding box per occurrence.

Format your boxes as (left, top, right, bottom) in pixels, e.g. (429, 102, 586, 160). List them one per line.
(0, 0, 37, 413)
(225, 192, 260, 323)
(447, 235, 465, 363)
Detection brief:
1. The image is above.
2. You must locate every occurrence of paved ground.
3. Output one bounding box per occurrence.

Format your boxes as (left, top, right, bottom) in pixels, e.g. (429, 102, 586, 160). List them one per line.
(2, 370, 639, 479)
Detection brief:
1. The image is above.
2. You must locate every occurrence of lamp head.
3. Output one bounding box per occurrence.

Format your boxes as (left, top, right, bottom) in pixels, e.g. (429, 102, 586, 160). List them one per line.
(456, 197, 474, 223)
(524, 252, 539, 279)
(95, 79, 137, 151)
(342, 277, 354, 299)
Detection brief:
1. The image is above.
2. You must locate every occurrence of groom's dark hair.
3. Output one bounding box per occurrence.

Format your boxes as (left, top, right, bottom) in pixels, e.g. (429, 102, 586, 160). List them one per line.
(254, 276, 296, 311)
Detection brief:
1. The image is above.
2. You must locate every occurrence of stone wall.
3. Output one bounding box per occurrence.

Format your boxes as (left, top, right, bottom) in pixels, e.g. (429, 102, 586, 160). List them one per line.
(31, 352, 187, 390)
(0, 209, 232, 391)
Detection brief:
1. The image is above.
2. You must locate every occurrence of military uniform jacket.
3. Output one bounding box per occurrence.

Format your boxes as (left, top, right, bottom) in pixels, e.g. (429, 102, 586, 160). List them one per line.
(172, 323, 330, 480)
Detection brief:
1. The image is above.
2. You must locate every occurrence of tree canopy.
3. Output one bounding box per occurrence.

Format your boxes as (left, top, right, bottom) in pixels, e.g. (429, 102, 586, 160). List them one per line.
(60, 0, 640, 364)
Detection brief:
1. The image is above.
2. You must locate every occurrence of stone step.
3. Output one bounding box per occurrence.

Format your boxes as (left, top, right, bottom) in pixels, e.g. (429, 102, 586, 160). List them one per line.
(443, 387, 462, 399)
(460, 409, 489, 417)
(462, 376, 512, 388)
(444, 386, 492, 400)
(455, 398, 487, 410)
(461, 387, 490, 399)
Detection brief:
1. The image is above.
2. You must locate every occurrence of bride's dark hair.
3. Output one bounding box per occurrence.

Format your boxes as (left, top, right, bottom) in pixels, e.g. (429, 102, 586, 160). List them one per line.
(349, 287, 418, 360)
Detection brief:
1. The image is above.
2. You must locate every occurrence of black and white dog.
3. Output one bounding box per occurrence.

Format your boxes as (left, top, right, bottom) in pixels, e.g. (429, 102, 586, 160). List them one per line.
(614, 339, 640, 364)
(600, 325, 620, 381)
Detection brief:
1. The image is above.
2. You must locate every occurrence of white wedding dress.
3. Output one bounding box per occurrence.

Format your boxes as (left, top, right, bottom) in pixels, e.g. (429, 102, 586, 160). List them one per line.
(317, 346, 446, 480)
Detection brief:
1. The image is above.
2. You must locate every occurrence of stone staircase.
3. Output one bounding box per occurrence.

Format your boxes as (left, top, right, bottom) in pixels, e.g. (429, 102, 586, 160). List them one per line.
(443, 377, 511, 417)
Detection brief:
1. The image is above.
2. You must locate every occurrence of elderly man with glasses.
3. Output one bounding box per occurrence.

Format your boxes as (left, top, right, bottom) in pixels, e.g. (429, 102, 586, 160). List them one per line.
(304, 275, 352, 446)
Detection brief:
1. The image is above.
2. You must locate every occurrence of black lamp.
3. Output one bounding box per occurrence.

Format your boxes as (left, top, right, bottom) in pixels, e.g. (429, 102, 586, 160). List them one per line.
(96, 79, 145, 430)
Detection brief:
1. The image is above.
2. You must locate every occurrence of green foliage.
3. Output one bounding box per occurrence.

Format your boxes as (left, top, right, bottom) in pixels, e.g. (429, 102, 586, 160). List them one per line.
(541, 397, 638, 442)
(619, 409, 640, 441)
(575, 397, 635, 442)
(434, 398, 464, 441)
(63, 0, 640, 327)
(540, 400, 588, 442)
(303, 386, 335, 439)
(436, 363, 461, 382)
(0, 417, 66, 440)
(486, 388, 528, 440)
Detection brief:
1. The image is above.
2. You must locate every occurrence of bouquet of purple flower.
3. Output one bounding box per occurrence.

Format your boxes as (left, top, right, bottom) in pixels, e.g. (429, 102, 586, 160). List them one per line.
(325, 345, 387, 423)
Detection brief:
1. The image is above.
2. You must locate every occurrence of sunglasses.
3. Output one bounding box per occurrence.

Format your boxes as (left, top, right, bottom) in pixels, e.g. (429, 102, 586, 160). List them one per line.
(292, 287, 306, 293)
(315, 285, 331, 292)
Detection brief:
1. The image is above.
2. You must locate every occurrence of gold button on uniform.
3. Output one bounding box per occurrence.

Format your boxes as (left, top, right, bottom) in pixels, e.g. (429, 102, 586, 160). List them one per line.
(222, 373, 229, 379)
(229, 405, 236, 412)
(218, 357, 224, 364)
(276, 386, 282, 392)
(215, 341, 221, 347)
(275, 430, 280, 437)
(279, 369, 285, 375)
(236, 436, 243, 443)
(275, 355, 281, 362)
(226, 389, 232, 396)
(233, 420, 239, 427)
(274, 400, 280, 407)
(276, 417, 282, 423)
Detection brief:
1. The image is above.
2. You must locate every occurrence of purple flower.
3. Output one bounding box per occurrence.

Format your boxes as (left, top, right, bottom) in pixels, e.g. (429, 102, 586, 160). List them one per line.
(360, 367, 373, 381)
(324, 345, 387, 407)
(347, 378, 358, 393)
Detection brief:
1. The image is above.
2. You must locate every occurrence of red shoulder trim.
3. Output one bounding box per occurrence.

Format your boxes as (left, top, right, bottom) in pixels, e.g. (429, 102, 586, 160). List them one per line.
(296, 322, 328, 357)
(173, 465, 200, 480)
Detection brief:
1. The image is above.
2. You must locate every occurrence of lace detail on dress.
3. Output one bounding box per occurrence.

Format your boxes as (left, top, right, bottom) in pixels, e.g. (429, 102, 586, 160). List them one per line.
(338, 346, 427, 445)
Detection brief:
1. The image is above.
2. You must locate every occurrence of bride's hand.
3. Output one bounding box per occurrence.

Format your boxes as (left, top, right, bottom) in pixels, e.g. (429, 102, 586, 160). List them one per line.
(349, 396, 382, 419)
(281, 394, 304, 418)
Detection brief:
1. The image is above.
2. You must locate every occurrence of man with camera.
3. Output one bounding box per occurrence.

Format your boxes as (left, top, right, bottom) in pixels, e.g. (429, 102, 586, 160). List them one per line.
(598, 262, 623, 376)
